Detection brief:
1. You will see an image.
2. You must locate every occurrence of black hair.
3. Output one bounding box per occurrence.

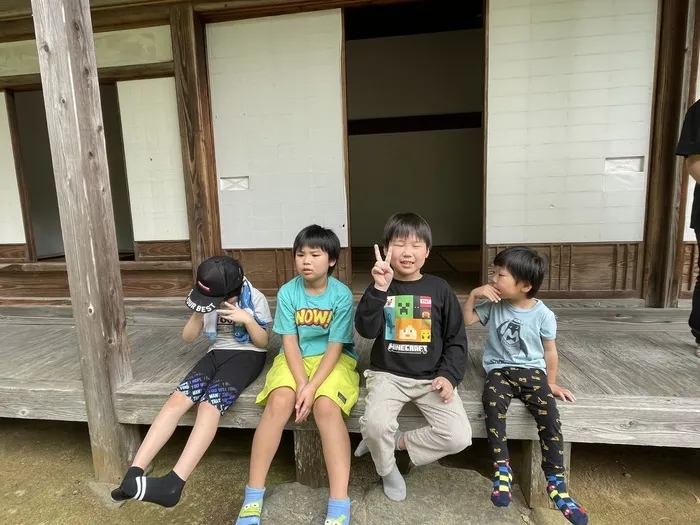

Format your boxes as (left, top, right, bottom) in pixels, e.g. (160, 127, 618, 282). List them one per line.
(382, 212, 432, 249)
(493, 246, 547, 298)
(293, 224, 341, 275)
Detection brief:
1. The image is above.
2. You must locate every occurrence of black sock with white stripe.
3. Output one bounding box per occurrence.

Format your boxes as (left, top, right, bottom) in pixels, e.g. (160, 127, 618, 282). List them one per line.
(111, 466, 144, 502)
(132, 470, 185, 508)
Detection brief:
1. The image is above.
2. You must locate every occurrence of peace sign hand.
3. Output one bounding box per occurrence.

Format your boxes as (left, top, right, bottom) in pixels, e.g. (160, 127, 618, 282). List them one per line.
(371, 244, 394, 292)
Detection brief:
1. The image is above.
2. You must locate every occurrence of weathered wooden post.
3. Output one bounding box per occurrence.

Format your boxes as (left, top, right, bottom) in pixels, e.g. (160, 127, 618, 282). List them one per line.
(294, 430, 328, 488)
(30, 0, 140, 483)
(521, 440, 572, 509)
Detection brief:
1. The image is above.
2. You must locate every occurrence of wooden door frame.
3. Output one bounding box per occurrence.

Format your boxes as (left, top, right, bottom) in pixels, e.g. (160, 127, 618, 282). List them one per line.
(671, 0, 700, 301)
(643, 0, 698, 307)
(480, 0, 489, 286)
(341, 9, 353, 287)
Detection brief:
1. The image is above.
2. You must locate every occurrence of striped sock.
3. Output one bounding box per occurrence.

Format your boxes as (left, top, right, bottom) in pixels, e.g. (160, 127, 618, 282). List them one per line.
(110, 466, 143, 502)
(131, 470, 185, 508)
(236, 486, 265, 525)
(546, 474, 588, 525)
(491, 460, 513, 507)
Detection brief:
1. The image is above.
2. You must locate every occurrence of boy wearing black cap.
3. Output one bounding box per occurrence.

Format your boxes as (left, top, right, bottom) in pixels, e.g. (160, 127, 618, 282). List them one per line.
(111, 256, 272, 508)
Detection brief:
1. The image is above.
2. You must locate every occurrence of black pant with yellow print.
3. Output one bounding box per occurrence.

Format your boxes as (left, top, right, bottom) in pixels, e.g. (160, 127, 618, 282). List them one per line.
(482, 366, 565, 475)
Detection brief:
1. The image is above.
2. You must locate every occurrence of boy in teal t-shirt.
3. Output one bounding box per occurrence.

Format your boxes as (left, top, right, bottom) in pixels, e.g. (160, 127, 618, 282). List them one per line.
(272, 273, 358, 361)
(236, 225, 359, 525)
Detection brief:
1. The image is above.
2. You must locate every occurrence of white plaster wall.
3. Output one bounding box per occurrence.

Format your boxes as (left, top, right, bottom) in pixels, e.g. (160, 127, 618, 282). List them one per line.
(117, 78, 189, 241)
(487, 0, 658, 244)
(346, 30, 484, 247)
(0, 26, 173, 77)
(207, 10, 347, 249)
(0, 92, 26, 244)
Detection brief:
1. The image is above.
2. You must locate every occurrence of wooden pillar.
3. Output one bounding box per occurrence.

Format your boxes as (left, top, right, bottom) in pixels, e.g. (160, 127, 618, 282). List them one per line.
(294, 430, 328, 488)
(673, 0, 700, 301)
(170, 5, 222, 274)
(521, 440, 572, 509)
(30, 0, 140, 483)
(644, 0, 696, 307)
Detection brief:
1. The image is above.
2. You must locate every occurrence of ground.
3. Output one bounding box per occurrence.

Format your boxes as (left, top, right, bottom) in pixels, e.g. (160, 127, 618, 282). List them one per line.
(1, 420, 700, 525)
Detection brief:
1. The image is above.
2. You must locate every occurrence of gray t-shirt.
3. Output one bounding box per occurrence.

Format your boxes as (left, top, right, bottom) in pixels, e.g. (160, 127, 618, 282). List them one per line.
(475, 299, 556, 374)
(205, 282, 273, 352)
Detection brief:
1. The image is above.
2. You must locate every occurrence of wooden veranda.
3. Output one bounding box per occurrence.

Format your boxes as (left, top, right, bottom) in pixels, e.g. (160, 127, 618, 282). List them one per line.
(2, 303, 700, 508)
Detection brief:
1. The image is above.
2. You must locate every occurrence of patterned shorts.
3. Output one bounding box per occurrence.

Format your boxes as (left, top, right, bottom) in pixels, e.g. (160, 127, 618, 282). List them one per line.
(176, 349, 267, 415)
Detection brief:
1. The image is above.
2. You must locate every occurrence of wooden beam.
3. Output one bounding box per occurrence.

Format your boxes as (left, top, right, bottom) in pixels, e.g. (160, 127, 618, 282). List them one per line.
(0, 0, 173, 20)
(643, 0, 695, 307)
(195, 0, 421, 21)
(0, 243, 29, 262)
(348, 112, 483, 136)
(170, 5, 222, 272)
(116, 387, 700, 449)
(0, 62, 175, 91)
(29, 0, 140, 483)
(0, 5, 170, 42)
(0, 17, 35, 42)
(0, 379, 87, 421)
(0, 0, 420, 24)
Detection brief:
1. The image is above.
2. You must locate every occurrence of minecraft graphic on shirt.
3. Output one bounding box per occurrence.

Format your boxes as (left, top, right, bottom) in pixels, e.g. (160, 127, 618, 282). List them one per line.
(384, 295, 431, 354)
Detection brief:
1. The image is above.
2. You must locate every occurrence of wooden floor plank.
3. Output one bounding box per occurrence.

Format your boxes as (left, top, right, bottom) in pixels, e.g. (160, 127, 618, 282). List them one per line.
(655, 330, 698, 358)
(0, 379, 86, 421)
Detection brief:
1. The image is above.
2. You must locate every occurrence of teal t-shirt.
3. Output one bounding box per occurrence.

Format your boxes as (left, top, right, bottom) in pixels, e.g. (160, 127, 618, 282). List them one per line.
(273, 275, 357, 360)
(475, 299, 556, 374)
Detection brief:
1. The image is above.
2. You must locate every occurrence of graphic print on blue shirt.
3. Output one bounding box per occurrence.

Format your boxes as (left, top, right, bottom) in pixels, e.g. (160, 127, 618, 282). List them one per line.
(384, 295, 432, 354)
(496, 318, 528, 358)
(475, 299, 555, 374)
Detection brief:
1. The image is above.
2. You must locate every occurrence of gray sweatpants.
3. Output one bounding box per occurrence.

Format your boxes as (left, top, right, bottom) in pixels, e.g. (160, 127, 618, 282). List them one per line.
(359, 370, 472, 476)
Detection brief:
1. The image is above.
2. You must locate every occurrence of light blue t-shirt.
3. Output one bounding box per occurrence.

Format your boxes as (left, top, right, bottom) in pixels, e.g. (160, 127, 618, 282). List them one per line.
(273, 275, 357, 360)
(475, 299, 556, 374)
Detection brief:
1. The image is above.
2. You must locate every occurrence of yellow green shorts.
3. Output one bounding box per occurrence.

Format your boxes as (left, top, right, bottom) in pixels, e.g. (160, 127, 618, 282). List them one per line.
(255, 352, 360, 416)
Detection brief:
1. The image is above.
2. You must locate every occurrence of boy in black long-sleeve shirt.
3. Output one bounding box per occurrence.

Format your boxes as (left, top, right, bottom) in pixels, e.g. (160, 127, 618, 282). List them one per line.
(353, 213, 472, 502)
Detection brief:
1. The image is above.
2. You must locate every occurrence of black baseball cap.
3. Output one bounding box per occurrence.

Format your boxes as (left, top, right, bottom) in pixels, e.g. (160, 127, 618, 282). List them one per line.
(185, 256, 244, 313)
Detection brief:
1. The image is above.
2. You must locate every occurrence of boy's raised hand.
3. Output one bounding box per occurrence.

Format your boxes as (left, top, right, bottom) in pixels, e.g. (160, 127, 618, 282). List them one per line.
(218, 301, 252, 324)
(371, 244, 394, 292)
(473, 284, 501, 303)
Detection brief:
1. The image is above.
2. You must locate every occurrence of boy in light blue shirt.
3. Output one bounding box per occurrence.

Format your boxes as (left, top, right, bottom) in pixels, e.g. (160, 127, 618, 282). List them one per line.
(463, 246, 588, 525)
